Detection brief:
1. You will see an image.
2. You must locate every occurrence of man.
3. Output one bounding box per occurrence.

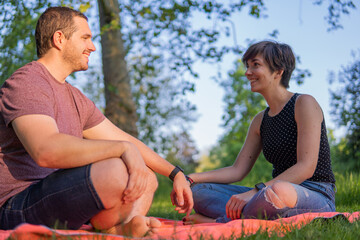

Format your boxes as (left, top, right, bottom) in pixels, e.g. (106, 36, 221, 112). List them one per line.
(0, 6, 193, 237)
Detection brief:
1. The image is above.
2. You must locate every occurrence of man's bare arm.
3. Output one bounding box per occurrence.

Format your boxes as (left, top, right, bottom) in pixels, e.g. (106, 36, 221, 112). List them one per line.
(12, 114, 137, 168)
(12, 114, 151, 202)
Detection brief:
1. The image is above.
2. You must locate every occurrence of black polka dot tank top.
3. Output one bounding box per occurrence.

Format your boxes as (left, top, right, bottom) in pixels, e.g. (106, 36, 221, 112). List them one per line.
(260, 93, 335, 183)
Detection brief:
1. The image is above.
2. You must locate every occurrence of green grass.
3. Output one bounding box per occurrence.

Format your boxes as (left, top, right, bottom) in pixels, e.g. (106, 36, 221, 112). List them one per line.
(148, 170, 360, 239)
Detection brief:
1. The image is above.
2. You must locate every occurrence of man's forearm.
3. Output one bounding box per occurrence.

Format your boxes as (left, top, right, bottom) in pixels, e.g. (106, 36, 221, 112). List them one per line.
(30, 133, 132, 168)
(126, 134, 176, 177)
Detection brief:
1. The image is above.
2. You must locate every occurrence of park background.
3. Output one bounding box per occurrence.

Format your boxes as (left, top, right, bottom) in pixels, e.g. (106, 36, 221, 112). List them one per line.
(1, 0, 359, 237)
(1, 0, 359, 185)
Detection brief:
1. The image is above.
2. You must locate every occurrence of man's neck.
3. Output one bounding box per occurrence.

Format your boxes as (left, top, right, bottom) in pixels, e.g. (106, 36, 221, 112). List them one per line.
(37, 55, 71, 83)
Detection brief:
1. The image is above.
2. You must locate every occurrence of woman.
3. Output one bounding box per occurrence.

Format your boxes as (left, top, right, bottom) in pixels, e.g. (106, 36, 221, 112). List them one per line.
(182, 41, 336, 224)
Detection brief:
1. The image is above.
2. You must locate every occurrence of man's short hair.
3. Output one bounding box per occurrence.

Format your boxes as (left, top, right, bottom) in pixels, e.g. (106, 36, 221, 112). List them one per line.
(35, 6, 88, 58)
(242, 41, 296, 88)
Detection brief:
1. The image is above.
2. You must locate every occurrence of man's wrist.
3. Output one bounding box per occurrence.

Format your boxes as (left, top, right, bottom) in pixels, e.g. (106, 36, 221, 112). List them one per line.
(169, 165, 195, 187)
(169, 165, 184, 181)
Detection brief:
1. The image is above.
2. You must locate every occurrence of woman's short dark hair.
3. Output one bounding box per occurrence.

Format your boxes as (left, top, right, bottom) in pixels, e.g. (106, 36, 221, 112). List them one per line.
(242, 41, 295, 88)
(35, 6, 88, 58)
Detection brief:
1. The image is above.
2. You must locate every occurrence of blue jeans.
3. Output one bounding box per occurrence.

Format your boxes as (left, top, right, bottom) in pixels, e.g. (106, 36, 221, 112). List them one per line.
(0, 165, 104, 230)
(191, 180, 336, 223)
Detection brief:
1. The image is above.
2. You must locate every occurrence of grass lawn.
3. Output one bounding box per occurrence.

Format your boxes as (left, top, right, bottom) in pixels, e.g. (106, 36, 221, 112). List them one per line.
(148, 171, 360, 239)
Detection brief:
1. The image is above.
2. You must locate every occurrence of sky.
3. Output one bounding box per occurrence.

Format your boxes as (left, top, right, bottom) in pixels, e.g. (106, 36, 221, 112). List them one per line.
(188, 0, 360, 153)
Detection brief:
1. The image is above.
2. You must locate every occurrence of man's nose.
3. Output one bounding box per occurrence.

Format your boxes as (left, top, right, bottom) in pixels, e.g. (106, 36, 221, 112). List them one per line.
(89, 40, 96, 52)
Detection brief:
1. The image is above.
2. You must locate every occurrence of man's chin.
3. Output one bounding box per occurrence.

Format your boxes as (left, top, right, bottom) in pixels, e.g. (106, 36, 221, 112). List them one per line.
(77, 65, 89, 72)
(71, 66, 88, 73)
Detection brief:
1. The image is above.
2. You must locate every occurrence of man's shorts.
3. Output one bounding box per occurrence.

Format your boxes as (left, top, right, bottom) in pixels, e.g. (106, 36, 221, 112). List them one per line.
(0, 164, 104, 230)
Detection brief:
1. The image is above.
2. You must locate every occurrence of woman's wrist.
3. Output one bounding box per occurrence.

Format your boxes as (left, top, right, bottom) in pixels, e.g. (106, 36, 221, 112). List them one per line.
(185, 175, 195, 186)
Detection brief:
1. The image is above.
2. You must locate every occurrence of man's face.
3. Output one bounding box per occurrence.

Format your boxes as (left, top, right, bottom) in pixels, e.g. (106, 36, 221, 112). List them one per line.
(62, 16, 96, 72)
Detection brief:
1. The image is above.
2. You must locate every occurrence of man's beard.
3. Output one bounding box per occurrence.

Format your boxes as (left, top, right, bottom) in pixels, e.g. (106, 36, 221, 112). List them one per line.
(62, 47, 88, 72)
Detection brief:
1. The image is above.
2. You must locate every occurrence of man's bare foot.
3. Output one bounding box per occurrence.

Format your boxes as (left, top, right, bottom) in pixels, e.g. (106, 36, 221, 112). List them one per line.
(183, 213, 216, 225)
(106, 215, 161, 237)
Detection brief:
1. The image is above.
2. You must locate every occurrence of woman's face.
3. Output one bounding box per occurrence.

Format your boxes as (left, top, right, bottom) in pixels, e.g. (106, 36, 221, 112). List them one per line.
(245, 54, 278, 93)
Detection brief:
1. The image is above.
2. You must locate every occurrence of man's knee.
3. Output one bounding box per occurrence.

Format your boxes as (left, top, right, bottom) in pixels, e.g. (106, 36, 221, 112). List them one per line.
(91, 159, 158, 207)
(92, 158, 129, 186)
(146, 168, 158, 193)
(264, 181, 297, 209)
(90, 158, 130, 208)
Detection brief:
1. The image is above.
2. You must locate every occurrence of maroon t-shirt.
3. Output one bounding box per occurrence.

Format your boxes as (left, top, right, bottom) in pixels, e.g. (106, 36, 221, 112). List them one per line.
(0, 61, 105, 206)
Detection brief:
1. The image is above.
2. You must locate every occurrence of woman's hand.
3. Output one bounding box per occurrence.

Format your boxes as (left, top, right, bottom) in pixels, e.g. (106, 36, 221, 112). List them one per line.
(226, 189, 257, 220)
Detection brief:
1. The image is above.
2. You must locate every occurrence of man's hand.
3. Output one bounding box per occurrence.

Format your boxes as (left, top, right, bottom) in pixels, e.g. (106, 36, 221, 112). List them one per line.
(120, 142, 149, 204)
(226, 189, 256, 220)
(170, 173, 194, 217)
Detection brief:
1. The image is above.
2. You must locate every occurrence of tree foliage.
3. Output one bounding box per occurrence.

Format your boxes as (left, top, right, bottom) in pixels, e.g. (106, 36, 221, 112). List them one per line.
(0, 0, 357, 164)
(314, 0, 357, 31)
(0, 0, 269, 157)
(164, 130, 199, 173)
(203, 61, 267, 168)
(111, 0, 268, 151)
(0, 1, 47, 82)
(329, 51, 360, 171)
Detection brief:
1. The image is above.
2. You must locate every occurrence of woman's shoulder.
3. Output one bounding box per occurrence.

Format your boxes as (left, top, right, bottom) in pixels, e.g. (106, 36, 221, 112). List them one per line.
(254, 110, 266, 122)
(249, 110, 266, 135)
(295, 94, 323, 121)
(295, 94, 321, 109)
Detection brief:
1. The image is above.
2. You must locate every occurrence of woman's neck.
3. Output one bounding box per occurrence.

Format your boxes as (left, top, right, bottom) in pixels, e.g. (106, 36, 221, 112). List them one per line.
(263, 89, 293, 116)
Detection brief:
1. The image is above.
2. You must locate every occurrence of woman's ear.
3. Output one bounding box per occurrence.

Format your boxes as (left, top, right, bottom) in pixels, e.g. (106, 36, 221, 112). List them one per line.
(276, 69, 284, 79)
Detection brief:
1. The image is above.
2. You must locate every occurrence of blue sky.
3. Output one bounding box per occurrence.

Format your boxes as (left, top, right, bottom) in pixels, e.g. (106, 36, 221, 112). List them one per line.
(188, 0, 360, 152)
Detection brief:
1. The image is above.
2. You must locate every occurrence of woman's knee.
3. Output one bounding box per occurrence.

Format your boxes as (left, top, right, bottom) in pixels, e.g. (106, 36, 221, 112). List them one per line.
(265, 181, 298, 209)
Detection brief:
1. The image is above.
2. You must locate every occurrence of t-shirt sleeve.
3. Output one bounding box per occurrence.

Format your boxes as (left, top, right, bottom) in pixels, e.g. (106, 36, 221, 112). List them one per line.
(0, 68, 55, 127)
(69, 86, 105, 130)
(83, 100, 105, 130)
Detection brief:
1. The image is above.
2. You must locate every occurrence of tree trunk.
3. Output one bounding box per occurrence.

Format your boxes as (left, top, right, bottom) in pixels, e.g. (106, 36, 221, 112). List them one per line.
(97, 0, 138, 137)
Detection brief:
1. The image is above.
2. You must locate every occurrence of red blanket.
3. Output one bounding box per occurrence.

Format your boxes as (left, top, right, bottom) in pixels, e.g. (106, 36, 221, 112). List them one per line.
(1, 212, 359, 240)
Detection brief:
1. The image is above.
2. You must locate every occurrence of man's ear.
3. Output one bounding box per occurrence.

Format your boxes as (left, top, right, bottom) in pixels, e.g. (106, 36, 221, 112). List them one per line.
(52, 31, 66, 50)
